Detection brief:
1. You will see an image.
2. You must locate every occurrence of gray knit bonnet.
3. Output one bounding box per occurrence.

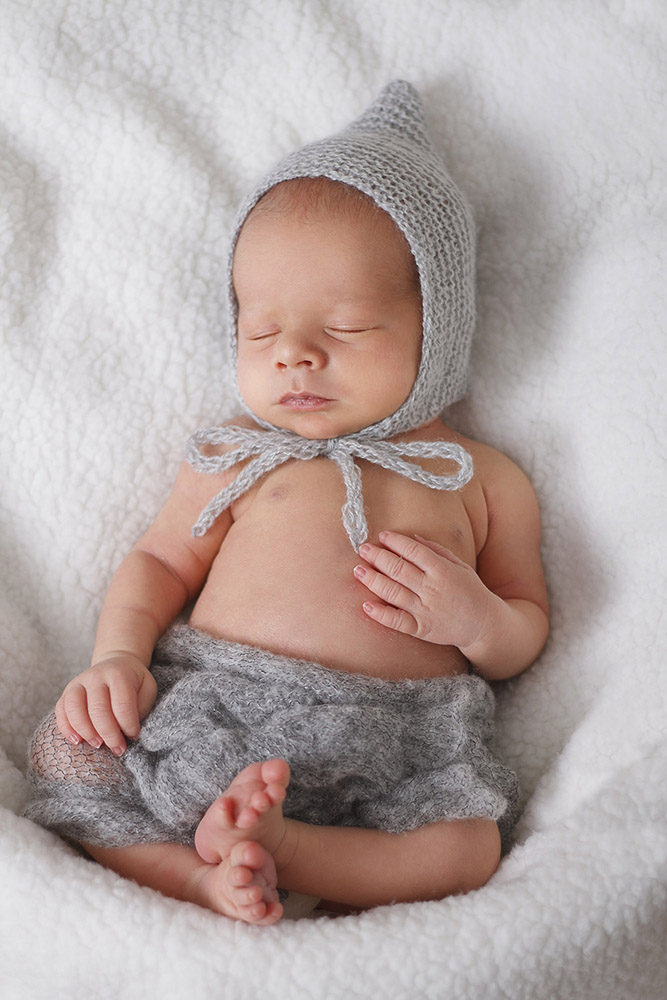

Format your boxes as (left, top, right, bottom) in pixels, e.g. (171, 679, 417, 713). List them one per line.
(228, 79, 476, 436)
(188, 81, 477, 550)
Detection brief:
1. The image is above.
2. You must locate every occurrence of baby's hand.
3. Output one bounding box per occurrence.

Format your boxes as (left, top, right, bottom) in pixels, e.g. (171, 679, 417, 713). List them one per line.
(354, 530, 491, 650)
(55, 654, 157, 756)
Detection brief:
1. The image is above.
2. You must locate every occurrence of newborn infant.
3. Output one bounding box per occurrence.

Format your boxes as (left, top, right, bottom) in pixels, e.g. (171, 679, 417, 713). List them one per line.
(26, 81, 548, 924)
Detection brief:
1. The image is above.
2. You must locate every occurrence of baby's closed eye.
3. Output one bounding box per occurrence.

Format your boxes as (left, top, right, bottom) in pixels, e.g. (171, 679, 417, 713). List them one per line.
(323, 325, 378, 338)
(243, 327, 281, 341)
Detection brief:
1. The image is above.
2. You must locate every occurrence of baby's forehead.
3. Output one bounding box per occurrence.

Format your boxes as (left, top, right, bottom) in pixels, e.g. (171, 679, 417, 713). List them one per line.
(237, 177, 420, 294)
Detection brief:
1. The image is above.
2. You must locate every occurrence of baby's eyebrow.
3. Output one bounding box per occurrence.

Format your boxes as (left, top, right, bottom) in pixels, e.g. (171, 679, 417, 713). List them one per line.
(235, 302, 275, 320)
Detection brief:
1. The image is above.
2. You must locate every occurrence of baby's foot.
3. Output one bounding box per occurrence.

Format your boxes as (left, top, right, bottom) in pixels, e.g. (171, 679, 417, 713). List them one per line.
(194, 839, 283, 925)
(194, 758, 290, 865)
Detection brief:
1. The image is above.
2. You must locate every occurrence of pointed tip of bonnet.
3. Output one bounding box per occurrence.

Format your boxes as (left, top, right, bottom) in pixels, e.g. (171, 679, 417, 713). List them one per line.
(350, 79, 430, 149)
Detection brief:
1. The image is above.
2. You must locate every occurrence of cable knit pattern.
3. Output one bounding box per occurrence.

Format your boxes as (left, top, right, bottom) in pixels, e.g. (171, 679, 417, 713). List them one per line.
(26, 625, 519, 848)
(189, 81, 476, 547)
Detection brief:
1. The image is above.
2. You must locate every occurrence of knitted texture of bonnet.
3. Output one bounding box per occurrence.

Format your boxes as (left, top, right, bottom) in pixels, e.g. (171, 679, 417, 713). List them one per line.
(227, 78, 476, 437)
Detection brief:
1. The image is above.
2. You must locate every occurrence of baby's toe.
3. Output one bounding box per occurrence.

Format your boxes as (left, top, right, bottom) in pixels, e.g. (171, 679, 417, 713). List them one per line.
(203, 795, 236, 832)
(249, 788, 273, 814)
(227, 863, 254, 888)
(234, 804, 262, 830)
(261, 758, 290, 788)
(234, 882, 265, 907)
(229, 839, 267, 871)
(245, 899, 283, 926)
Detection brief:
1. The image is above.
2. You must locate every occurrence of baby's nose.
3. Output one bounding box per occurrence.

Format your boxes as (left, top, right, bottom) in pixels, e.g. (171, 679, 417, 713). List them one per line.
(274, 331, 326, 369)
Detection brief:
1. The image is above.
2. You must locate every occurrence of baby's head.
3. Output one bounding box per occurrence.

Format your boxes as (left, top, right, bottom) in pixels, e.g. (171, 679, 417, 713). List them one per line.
(227, 80, 476, 441)
(233, 177, 423, 438)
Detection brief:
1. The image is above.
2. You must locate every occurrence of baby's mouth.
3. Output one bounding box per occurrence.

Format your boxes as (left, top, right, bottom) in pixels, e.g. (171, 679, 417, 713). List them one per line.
(279, 393, 332, 409)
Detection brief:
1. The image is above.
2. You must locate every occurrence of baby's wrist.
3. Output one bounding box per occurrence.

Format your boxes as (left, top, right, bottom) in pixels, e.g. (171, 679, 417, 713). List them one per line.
(90, 650, 149, 670)
(457, 592, 501, 664)
(459, 596, 548, 679)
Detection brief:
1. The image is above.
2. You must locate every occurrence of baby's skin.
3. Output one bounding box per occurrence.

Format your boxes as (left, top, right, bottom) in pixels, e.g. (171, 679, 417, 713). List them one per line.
(51, 183, 549, 922)
(192, 759, 291, 925)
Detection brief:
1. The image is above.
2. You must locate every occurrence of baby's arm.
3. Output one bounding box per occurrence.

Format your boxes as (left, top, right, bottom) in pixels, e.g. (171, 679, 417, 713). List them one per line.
(56, 462, 232, 753)
(355, 452, 549, 680)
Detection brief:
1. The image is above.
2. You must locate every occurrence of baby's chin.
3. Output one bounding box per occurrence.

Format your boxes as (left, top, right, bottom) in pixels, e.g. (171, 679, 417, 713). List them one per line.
(241, 403, 375, 440)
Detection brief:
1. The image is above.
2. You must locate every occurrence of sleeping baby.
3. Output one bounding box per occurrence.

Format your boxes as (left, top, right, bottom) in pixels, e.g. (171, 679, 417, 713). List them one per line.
(26, 81, 549, 924)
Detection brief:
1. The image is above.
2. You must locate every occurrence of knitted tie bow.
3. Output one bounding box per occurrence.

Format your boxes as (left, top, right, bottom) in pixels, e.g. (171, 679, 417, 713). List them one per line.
(187, 425, 473, 552)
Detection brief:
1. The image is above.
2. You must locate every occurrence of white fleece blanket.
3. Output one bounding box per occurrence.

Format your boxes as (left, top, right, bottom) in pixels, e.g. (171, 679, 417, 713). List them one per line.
(1, 2, 666, 998)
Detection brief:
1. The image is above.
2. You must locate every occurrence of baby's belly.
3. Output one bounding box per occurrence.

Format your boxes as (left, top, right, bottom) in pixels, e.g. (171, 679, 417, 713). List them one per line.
(189, 460, 471, 680)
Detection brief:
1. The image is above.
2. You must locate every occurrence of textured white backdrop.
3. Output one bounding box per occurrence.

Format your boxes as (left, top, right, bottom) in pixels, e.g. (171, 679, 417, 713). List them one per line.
(1, 2, 666, 998)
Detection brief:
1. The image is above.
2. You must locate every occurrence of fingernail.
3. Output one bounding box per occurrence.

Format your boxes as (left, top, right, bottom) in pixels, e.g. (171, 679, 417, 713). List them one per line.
(378, 531, 389, 542)
(67, 734, 81, 746)
(88, 737, 103, 749)
(363, 602, 374, 614)
(112, 746, 125, 757)
(353, 565, 366, 579)
(359, 544, 371, 557)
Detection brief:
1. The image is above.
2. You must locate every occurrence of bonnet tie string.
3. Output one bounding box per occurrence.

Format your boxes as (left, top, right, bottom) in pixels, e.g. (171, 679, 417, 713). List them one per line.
(186, 425, 473, 553)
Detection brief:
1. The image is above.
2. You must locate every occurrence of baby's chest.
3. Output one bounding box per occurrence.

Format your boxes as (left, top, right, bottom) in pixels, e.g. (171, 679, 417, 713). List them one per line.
(234, 457, 476, 561)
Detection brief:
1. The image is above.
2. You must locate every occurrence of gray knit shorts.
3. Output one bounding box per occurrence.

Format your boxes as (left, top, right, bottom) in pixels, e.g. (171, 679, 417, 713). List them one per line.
(25, 624, 519, 848)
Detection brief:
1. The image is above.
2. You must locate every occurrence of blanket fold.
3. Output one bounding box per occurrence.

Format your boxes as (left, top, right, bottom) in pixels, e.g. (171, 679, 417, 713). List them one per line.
(2, 2, 666, 997)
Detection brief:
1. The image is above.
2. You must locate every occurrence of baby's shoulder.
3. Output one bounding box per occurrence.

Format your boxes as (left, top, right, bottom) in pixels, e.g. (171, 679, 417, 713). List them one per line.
(426, 418, 536, 500)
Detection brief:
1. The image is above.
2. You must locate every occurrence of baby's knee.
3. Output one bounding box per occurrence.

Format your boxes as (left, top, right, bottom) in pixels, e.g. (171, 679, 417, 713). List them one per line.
(29, 711, 123, 787)
(452, 818, 501, 893)
(429, 817, 501, 896)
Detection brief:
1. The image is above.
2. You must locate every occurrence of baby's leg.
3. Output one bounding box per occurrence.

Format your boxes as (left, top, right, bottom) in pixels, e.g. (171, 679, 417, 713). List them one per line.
(192, 758, 501, 910)
(29, 721, 282, 923)
(272, 815, 501, 909)
(29, 717, 283, 922)
(82, 761, 290, 923)
(83, 761, 291, 923)
(84, 837, 283, 925)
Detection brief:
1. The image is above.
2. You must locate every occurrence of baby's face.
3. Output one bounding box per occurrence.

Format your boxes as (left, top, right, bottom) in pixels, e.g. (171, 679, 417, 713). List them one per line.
(233, 199, 422, 439)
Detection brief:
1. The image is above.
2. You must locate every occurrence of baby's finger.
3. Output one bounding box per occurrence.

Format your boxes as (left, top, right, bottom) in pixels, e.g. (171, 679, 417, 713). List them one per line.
(54, 698, 85, 747)
(136, 671, 158, 721)
(361, 599, 419, 636)
(358, 540, 424, 592)
(354, 563, 419, 612)
(109, 671, 154, 741)
(84, 687, 128, 755)
(372, 530, 446, 575)
(413, 533, 468, 566)
(57, 684, 106, 748)
(108, 684, 141, 744)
